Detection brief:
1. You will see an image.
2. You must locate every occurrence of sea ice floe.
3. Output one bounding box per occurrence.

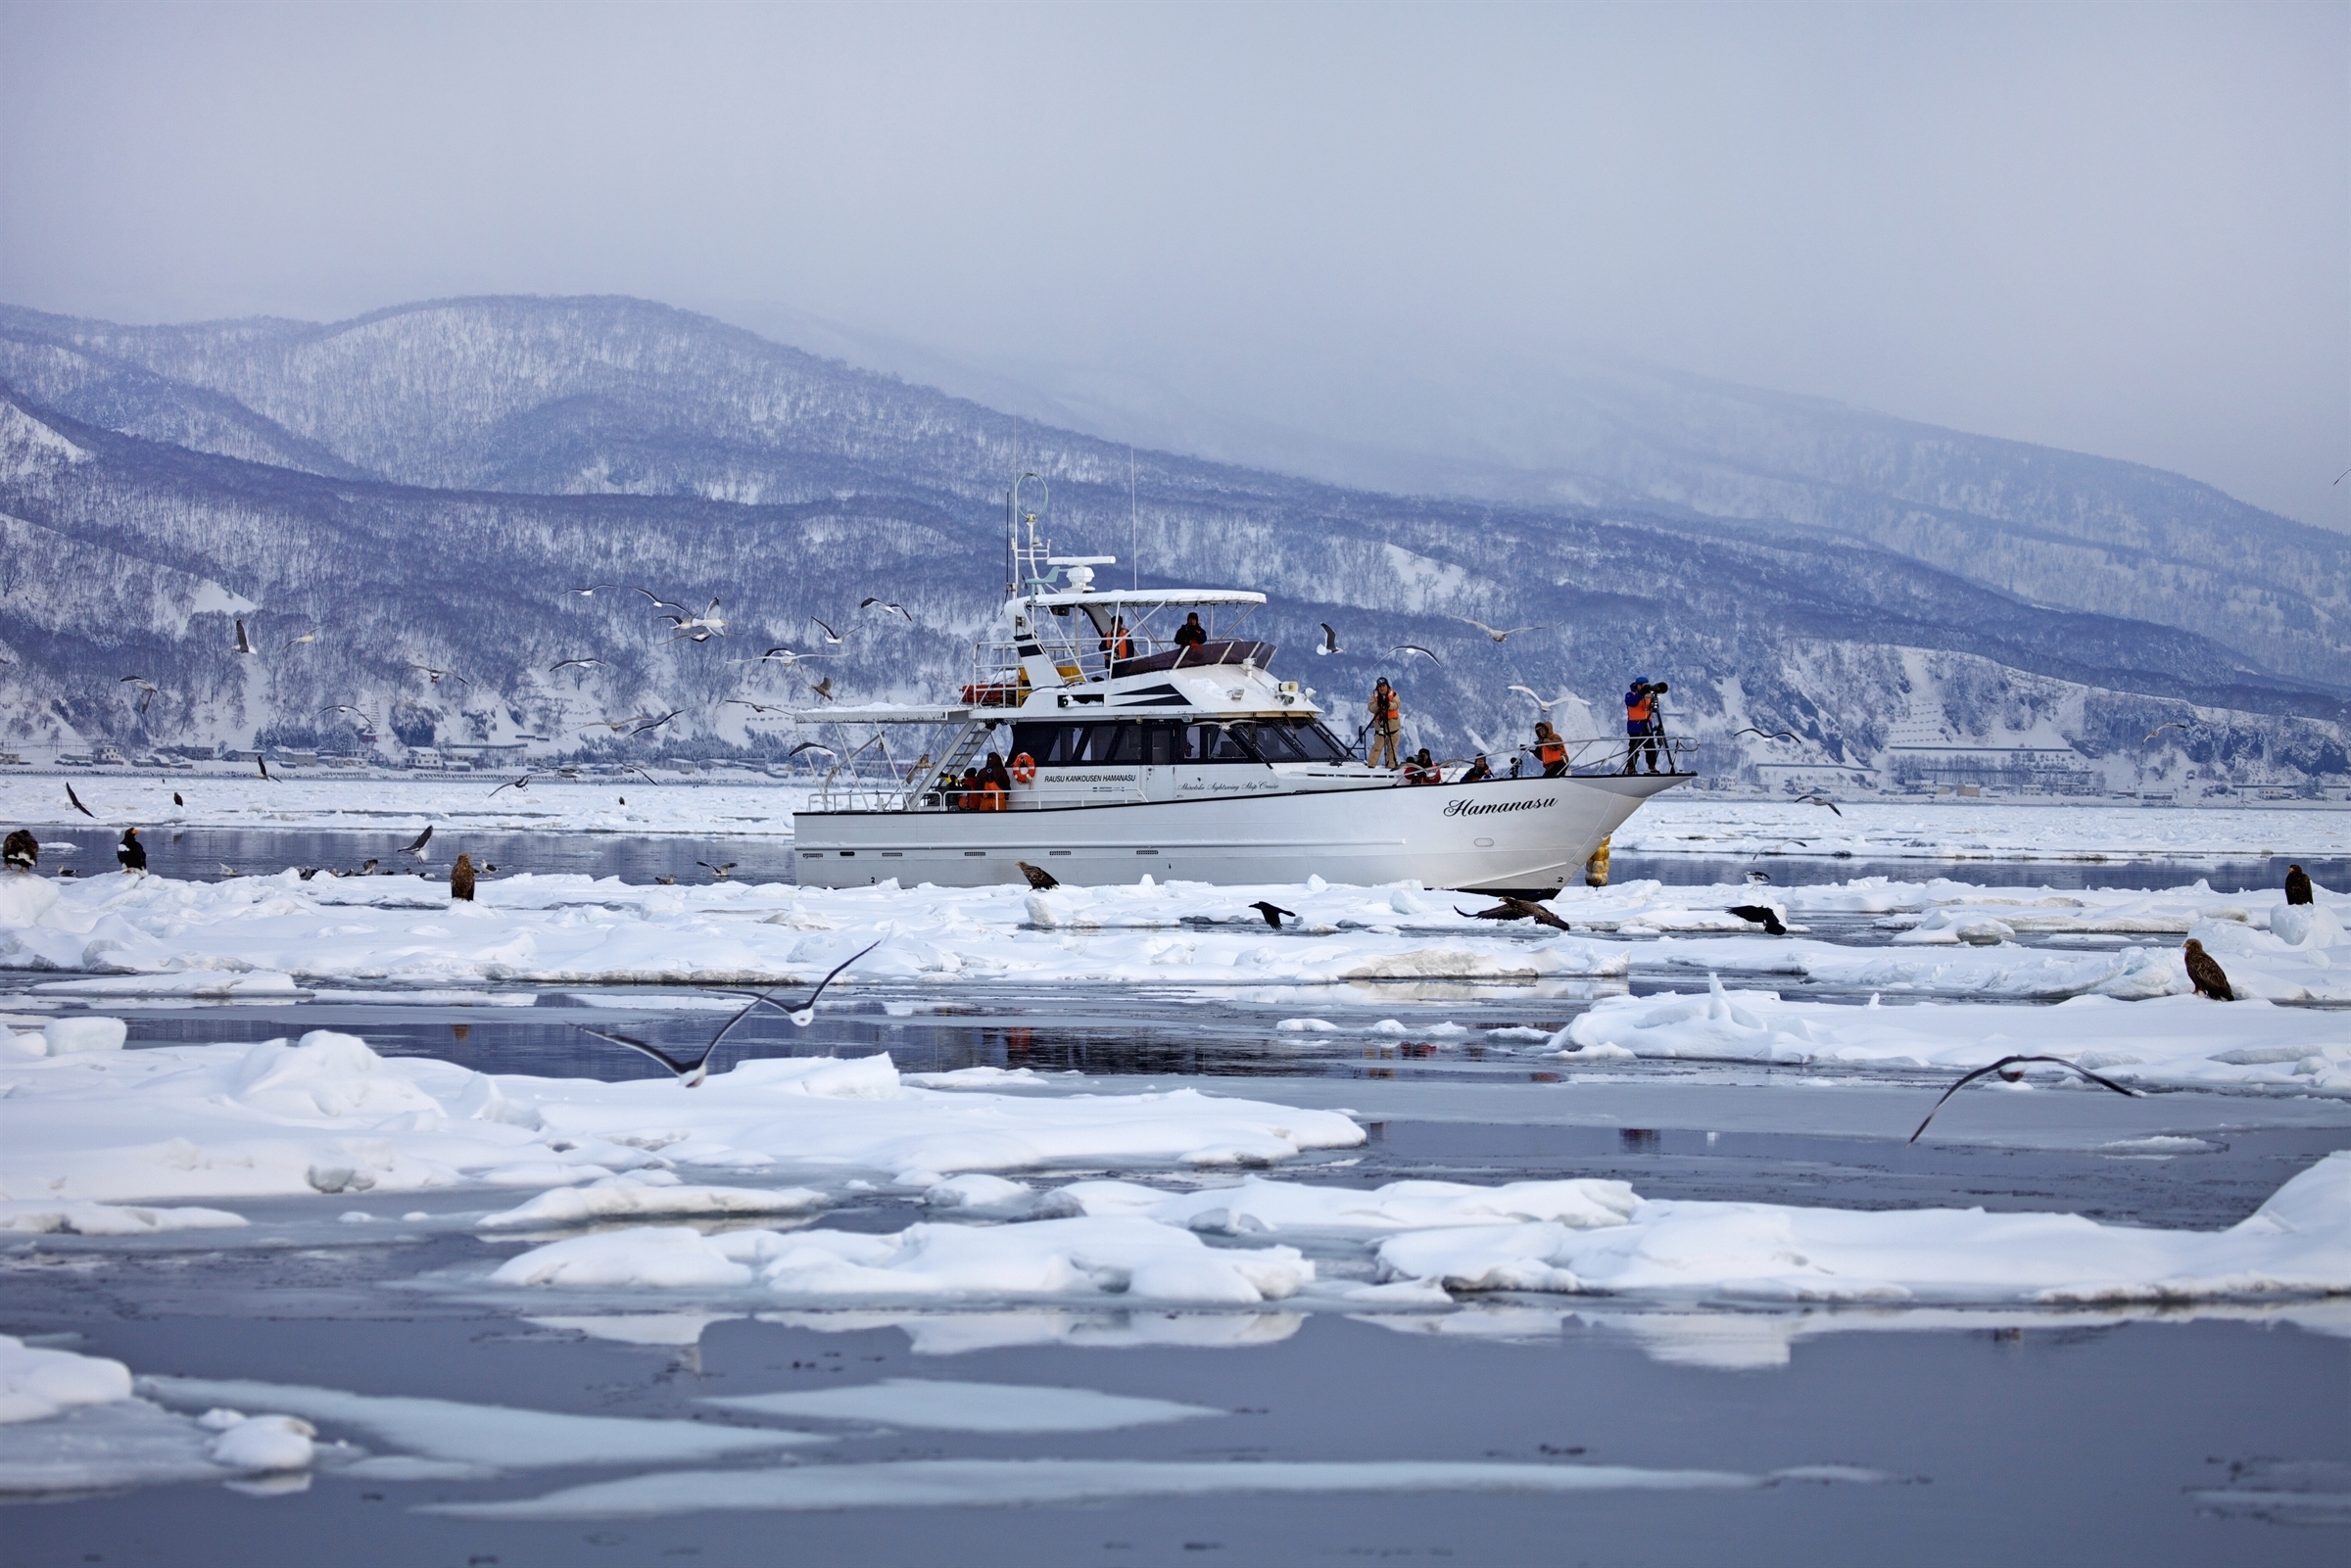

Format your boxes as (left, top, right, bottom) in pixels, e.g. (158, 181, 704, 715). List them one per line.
(0, 1199, 247, 1234)
(144, 1377, 827, 1472)
(424, 1455, 1867, 1519)
(1563, 977, 2351, 1092)
(474, 1173, 826, 1230)
(703, 1378, 1221, 1433)
(1371, 1151, 2351, 1305)
(0, 1027, 1363, 1204)
(0, 1334, 134, 1425)
(489, 1214, 1317, 1305)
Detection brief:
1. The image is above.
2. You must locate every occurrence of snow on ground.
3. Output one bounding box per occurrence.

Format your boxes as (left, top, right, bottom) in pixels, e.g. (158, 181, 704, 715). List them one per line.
(0, 1027, 1365, 1205)
(1561, 978, 2351, 1094)
(1619, 797, 2351, 861)
(4, 867, 2345, 996)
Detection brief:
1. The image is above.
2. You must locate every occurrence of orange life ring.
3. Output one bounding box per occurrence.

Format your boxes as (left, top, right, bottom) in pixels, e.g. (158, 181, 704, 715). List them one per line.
(1010, 753, 1037, 785)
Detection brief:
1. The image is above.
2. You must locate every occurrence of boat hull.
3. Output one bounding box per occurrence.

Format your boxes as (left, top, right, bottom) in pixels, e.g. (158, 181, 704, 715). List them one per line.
(792, 773, 1683, 893)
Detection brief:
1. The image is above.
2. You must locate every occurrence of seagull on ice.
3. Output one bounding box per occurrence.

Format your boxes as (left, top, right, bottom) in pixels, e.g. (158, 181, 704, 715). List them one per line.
(1016, 861, 1059, 890)
(2183, 938, 2235, 1001)
(576, 942, 881, 1086)
(1389, 644, 1441, 665)
(232, 619, 254, 654)
(1453, 617, 1553, 644)
(1248, 900, 1297, 929)
(65, 783, 95, 819)
(549, 657, 608, 674)
(398, 825, 434, 859)
(1908, 1055, 2139, 1144)
(1456, 897, 1571, 932)
(120, 676, 159, 715)
(1317, 624, 1340, 656)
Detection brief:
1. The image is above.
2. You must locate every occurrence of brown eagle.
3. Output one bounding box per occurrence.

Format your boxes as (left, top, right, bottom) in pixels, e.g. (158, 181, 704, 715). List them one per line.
(2284, 864, 2314, 907)
(450, 853, 476, 902)
(2183, 938, 2234, 1001)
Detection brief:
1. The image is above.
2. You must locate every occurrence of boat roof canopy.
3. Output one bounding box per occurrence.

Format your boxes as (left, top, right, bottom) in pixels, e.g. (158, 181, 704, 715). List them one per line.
(788, 703, 975, 724)
(1020, 589, 1266, 610)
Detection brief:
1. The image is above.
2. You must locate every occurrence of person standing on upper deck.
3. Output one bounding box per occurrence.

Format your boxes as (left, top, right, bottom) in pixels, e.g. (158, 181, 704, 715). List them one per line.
(1367, 678, 1404, 770)
(1173, 612, 1208, 649)
(1101, 619, 1134, 663)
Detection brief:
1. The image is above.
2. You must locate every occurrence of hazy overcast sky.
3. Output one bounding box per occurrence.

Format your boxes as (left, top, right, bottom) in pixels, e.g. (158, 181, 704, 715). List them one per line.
(3, 1, 2344, 527)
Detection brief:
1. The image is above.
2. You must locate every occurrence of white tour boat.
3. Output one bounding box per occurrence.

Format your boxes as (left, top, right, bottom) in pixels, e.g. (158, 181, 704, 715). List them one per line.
(788, 483, 1688, 892)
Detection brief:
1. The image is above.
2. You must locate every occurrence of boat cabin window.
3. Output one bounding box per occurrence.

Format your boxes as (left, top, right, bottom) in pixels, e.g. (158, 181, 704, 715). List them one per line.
(1009, 719, 1350, 767)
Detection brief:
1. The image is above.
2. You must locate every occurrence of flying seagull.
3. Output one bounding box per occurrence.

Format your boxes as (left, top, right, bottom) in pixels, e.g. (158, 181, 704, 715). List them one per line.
(783, 740, 837, 762)
(635, 588, 689, 616)
(549, 657, 608, 673)
(280, 631, 316, 651)
(1389, 644, 1441, 665)
(581, 713, 654, 734)
(629, 710, 683, 737)
(407, 662, 469, 687)
(487, 775, 533, 798)
(809, 616, 847, 645)
(1248, 900, 1297, 929)
(120, 676, 159, 715)
(568, 584, 620, 597)
(399, 825, 434, 858)
(1456, 897, 1571, 932)
(317, 704, 370, 722)
(737, 646, 837, 667)
(65, 783, 95, 819)
(1908, 1055, 2139, 1144)
(1453, 617, 1553, 644)
(574, 941, 881, 1086)
(1317, 623, 1340, 656)
(2183, 938, 2235, 1001)
(232, 619, 253, 654)
(722, 698, 792, 714)
(806, 677, 837, 702)
(1797, 794, 1843, 816)
(696, 860, 737, 881)
(2142, 721, 2188, 743)
(1724, 904, 1788, 935)
(860, 597, 914, 622)
(1016, 860, 1059, 890)
(1731, 727, 1799, 742)
(1507, 686, 1586, 715)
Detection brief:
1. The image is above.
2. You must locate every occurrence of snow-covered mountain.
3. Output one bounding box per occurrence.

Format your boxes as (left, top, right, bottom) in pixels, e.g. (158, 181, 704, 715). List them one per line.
(0, 295, 2342, 793)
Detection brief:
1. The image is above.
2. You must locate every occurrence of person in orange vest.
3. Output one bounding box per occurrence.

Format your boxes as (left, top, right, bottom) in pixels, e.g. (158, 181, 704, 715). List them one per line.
(1533, 720, 1567, 778)
(1101, 619, 1134, 664)
(952, 767, 981, 809)
(981, 750, 1014, 809)
(1622, 678, 1663, 775)
(1367, 678, 1403, 770)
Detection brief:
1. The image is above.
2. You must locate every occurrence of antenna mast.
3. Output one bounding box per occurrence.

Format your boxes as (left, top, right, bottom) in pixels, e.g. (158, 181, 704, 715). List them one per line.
(1129, 447, 1137, 592)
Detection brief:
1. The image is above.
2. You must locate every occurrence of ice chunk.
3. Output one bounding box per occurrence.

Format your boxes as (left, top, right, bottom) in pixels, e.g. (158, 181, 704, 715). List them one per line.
(207, 1413, 315, 1472)
(476, 1175, 823, 1230)
(0, 1200, 246, 1235)
(488, 1226, 759, 1289)
(42, 1016, 125, 1055)
(0, 1335, 133, 1424)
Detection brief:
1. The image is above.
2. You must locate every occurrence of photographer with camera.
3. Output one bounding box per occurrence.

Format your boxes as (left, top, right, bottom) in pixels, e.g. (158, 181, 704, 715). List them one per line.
(1622, 676, 1668, 775)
